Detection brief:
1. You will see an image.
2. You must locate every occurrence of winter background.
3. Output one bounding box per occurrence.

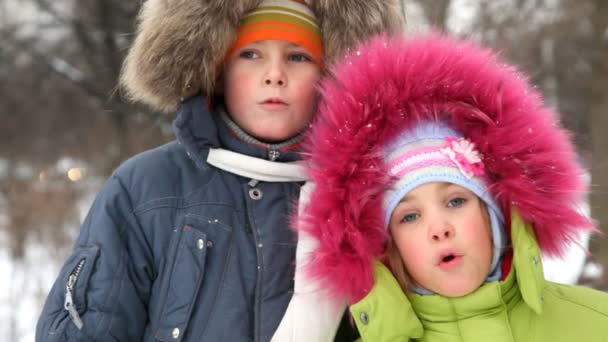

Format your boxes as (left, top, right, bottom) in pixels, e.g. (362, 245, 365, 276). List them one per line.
(1, 0, 607, 341)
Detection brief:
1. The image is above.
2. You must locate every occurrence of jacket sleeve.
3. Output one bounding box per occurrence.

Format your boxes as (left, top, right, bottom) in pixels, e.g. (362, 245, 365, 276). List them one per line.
(36, 173, 153, 341)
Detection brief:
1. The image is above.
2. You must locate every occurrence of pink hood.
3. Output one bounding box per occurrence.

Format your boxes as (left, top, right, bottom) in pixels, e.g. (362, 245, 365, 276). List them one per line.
(301, 33, 594, 303)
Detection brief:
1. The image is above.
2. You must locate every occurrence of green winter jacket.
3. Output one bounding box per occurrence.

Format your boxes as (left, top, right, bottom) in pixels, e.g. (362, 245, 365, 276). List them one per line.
(350, 212, 608, 342)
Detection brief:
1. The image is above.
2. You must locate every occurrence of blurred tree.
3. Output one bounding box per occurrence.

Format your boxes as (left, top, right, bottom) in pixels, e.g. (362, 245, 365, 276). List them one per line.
(416, 0, 451, 29)
(588, 0, 608, 290)
(0, 0, 171, 259)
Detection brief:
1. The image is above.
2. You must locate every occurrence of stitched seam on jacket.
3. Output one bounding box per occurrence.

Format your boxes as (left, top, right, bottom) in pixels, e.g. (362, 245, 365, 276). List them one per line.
(195, 215, 237, 340)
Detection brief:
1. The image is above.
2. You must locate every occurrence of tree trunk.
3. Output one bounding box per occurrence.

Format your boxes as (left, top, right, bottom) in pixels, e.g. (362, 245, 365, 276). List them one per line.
(416, 0, 451, 30)
(588, 0, 608, 290)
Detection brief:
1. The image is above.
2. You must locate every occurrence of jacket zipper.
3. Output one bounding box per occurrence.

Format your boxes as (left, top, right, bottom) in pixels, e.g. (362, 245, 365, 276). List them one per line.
(268, 149, 280, 161)
(64, 258, 85, 330)
(245, 180, 263, 342)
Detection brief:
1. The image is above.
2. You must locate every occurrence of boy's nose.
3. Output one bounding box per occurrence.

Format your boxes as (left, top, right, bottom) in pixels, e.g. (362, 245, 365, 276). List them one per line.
(429, 222, 455, 242)
(264, 78, 285, 86)
(263, 61, 287, 87)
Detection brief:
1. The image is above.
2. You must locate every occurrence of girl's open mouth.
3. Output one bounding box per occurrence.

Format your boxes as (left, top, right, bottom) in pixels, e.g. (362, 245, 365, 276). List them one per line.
(438, 253, 463, 270)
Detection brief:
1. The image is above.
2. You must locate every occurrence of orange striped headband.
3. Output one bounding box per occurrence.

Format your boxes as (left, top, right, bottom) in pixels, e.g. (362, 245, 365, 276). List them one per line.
(226, 0, 323, 64)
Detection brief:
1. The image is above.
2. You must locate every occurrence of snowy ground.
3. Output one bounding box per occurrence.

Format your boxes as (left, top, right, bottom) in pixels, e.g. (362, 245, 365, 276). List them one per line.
(0, 237, 66, 342)
(0, 177, 97, 342)
(543, 230, 598, 284)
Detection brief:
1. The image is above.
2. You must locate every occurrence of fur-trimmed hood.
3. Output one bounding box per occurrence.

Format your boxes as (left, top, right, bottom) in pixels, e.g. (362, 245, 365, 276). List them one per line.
(119, 0, 404, 113)
(301, 33, 594, 303)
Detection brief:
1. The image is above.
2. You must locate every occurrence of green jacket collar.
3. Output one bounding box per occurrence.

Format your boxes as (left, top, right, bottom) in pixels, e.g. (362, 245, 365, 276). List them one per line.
(511, 211, 545, 314)
(410, 265, 519, 321)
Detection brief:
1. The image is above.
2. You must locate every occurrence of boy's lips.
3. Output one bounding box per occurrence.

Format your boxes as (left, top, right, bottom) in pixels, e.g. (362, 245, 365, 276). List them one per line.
(260, 98, 289, 111)
(261, 97, 287, 105)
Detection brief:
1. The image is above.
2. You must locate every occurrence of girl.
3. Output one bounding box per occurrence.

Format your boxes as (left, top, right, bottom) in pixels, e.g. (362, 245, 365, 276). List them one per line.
(299, 33, 608, 341)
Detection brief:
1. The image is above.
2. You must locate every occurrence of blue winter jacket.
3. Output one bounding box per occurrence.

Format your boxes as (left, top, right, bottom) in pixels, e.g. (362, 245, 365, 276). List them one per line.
(35, 95, 302, 341)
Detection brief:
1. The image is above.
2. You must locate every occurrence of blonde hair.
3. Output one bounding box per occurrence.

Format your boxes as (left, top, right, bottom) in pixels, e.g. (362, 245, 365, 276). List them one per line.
(385, 236, 412, 294)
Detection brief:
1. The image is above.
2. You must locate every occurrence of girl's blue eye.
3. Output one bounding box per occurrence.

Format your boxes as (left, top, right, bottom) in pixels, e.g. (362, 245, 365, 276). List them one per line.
(239, 50, 259, 59)
(448, 197, 466, 208)
(401, 213, 420, 223)
(288, 53, 312, 62)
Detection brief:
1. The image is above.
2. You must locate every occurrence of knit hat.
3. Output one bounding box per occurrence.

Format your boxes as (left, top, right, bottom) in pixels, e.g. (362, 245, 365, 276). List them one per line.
(384, 120, 507, 284)
(119, 0, 404, 113)
(226, 0, 323, 64)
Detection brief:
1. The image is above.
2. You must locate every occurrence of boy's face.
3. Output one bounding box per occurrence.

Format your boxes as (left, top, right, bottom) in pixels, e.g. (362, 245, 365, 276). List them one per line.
(223, 40, 321, 143)
(388, 182, 493, 297)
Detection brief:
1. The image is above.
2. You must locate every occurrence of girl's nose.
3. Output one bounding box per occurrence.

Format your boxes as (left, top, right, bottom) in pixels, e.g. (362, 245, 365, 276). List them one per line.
(429, 221, 455, 242)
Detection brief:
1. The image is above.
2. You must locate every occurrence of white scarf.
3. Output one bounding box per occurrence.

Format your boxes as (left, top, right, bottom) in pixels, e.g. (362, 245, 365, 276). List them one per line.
(207, 148, 346, 342)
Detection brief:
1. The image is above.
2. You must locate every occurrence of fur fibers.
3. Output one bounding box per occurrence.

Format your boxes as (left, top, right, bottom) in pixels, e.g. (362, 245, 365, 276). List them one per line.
(300, 34, 594, 303)
(119, 0, 404, 113)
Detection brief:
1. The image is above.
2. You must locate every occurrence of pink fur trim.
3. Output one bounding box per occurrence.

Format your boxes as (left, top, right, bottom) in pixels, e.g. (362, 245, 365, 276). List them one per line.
(300, 33, 594, 303)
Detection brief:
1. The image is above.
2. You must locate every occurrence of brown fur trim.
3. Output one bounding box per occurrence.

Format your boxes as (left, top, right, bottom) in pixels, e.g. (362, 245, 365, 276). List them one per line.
(119, 0, 404, 113)
(314, 0, 404, 65)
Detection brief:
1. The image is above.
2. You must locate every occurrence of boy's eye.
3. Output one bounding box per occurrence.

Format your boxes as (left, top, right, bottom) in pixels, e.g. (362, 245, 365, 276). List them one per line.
(239, 50, 259, 59)
(288, 53, 312, 62)
(447, 197, 466, 208)
(401, 213, 420, 223)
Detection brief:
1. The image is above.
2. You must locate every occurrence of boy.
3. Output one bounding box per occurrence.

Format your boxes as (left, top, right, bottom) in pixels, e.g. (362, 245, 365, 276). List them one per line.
(299, 33, 608, 341)
(35, 1, 403, 341)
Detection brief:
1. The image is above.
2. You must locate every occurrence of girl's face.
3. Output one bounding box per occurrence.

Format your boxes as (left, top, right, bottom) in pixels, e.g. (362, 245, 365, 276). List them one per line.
(388, 182, 493, 297)
(223, 40, 321, 143)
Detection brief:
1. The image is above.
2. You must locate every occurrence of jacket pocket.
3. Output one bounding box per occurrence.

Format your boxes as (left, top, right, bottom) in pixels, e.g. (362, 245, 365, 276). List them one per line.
(154, 225, 210, 341)
(48, 245, 100, 337)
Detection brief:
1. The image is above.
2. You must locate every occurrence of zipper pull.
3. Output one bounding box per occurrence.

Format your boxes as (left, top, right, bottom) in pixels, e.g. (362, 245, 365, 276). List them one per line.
(64, 259, 86, 330)
(268, 149, 280, 161)
(64, 280, 84, 330)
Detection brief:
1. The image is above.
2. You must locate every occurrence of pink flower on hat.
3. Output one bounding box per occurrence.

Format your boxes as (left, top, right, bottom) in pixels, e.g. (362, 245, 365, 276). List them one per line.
(440, 137, 485, 178)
